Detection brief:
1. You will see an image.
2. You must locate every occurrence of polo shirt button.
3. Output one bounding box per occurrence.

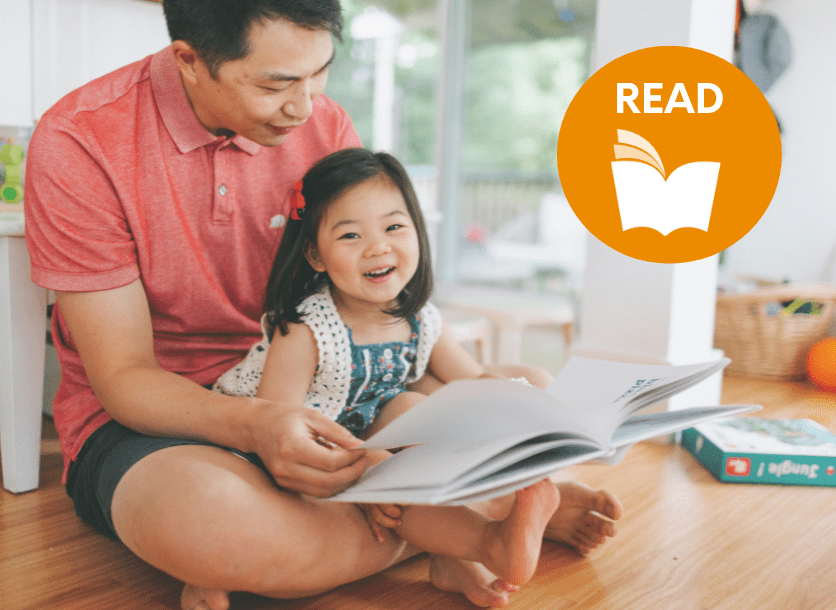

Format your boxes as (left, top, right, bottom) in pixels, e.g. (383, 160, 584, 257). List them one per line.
(219, 184, 227, 195)
(270, 214, 286, 228)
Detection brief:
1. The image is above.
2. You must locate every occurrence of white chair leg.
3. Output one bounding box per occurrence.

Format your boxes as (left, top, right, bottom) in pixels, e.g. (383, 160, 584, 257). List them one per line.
(0, 236, 46, 493)
(439, 308, 493, 365)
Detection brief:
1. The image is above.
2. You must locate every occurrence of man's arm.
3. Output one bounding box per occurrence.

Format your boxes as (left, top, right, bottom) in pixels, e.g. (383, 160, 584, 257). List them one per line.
(57, 279, 369, 497)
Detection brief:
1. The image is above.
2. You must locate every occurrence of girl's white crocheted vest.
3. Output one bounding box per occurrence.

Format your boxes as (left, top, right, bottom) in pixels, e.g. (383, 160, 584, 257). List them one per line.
(213, 287, 443, 421)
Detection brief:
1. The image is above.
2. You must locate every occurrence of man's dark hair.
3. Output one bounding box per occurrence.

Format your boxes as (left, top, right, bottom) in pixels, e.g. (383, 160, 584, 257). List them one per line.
(162, 0, 343, 77)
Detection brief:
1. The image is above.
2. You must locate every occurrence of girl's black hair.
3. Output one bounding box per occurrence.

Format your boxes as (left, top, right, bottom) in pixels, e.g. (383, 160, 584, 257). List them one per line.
(264, 148, 434, 337)
(162, 0, 343, 78)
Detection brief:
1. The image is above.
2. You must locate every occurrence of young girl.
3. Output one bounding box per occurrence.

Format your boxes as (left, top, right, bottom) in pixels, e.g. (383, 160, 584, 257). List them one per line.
(214, 147, 558, 592)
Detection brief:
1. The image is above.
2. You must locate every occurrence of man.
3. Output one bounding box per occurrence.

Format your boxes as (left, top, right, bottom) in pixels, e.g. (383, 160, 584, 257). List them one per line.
(25, 2, 621, 608)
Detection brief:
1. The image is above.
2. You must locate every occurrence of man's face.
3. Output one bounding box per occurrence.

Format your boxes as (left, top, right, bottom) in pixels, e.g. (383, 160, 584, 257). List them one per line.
(179, 18, 335, 146)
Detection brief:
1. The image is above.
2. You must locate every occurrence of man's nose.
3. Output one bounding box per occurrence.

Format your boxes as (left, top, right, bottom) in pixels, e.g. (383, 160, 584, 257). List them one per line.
(283, 78, 315, 121)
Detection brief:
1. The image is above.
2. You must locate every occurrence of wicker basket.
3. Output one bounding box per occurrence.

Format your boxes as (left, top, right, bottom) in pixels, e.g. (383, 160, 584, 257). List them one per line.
(714, 283, 836, 381)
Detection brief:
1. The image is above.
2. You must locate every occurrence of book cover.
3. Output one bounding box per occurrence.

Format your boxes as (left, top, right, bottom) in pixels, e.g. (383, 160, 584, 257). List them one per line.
(682, 417, 836, 487)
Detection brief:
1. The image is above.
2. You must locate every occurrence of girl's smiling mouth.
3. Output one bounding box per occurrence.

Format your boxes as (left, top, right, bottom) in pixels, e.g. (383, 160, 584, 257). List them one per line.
(364, 266, 395, 282)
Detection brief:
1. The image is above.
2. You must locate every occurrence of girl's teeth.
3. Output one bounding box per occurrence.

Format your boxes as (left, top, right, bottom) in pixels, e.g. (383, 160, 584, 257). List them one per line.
(365, 267, 393, 278)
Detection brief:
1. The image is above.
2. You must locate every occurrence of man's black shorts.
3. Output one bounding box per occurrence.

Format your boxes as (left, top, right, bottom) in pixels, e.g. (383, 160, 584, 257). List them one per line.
(65, 419, 267, 540)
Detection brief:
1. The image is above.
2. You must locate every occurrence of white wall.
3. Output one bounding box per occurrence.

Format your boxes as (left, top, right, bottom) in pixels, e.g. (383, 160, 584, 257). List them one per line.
(724, 0, 836, 284)
(32, 0, 170, 119)
(0, 0, 33, 125)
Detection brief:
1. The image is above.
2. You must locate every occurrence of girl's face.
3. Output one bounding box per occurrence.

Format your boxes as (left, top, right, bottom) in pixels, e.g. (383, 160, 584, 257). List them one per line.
(306, 177, 420, 312)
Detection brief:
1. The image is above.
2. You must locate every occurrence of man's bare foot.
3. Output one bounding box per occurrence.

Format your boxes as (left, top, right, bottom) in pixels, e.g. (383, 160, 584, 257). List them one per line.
(545, 481, 622, 554)
(181, 584, 230, 610)
(429, 556, 517, 608)
(480, 479, 560, 585)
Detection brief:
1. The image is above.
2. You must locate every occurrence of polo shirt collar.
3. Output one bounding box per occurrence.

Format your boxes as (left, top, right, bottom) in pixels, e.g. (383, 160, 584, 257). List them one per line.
(150, 47, 261, 156)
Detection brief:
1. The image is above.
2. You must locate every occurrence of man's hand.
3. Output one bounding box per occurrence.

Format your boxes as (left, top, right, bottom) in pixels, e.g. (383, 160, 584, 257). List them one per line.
(246, 401, 370, 497)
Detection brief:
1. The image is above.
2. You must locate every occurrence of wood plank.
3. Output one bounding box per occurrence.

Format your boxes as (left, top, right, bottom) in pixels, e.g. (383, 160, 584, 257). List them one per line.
(2, 376, 835, 609)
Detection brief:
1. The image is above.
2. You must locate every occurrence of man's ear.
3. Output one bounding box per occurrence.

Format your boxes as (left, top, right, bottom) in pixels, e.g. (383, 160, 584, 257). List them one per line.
(304, 241, 327, 273)
(172, 40, 205, 85)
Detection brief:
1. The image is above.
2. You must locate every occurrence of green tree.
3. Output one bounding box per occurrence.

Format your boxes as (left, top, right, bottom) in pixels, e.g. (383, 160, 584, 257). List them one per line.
(464, 38, 587, 173)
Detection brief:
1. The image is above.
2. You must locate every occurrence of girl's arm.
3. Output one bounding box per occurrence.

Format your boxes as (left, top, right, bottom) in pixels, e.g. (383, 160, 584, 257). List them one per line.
(426, 319, 553, 390)
(256, 321, 319, 405)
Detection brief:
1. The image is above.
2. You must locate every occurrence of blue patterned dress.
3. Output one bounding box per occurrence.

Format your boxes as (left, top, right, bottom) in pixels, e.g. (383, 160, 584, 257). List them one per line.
(338, 316, 420, 435)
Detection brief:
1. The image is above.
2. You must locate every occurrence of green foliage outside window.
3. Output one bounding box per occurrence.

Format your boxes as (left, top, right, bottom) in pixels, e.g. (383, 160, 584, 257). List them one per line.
(326, 0, 590, 173)
(464, 38, 586, 173)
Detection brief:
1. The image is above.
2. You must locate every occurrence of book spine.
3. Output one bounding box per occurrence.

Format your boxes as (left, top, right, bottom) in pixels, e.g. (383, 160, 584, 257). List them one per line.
(681, 428, 726, 481)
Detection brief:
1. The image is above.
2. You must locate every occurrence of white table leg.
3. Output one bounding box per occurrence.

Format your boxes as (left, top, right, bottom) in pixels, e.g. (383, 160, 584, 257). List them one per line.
(0, 235, 46, 493)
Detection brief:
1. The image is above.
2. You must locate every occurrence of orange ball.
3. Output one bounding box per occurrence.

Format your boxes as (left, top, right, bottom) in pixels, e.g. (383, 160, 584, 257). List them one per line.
(807, 337, 836, 392)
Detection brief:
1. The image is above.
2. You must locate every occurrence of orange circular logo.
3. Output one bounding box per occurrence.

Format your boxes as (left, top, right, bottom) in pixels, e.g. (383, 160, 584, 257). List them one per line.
(557, 46, 781, 264)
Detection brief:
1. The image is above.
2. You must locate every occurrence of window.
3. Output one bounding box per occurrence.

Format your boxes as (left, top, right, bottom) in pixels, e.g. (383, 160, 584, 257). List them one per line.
(326, 0, 595, 294)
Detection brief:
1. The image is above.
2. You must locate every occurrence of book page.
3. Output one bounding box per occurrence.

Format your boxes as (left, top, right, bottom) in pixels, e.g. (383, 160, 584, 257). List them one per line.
(346, 433, 564, 491)
(361, 378, 606, 450)
(611, 404, 760, 447)
(451, 437, 600, 488)
(329, 441, 607, 505)
(362, 358, 728, 451)
(546, 357, 730, 438)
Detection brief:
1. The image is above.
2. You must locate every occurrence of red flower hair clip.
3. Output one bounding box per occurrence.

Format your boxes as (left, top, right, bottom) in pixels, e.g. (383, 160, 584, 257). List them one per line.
(290, 180, 306, 220)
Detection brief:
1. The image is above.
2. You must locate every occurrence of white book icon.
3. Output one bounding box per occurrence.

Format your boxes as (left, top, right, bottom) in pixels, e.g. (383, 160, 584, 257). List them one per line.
(611, 129, 720, 236)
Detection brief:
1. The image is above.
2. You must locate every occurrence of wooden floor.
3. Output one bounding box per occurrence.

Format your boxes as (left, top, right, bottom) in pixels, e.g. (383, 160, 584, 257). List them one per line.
(2, 376, 836, 610)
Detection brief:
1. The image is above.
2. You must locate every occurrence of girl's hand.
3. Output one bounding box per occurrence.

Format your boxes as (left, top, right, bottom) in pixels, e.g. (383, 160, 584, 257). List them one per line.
(359, 503, 403, 542)
(355, 451, 401, 541)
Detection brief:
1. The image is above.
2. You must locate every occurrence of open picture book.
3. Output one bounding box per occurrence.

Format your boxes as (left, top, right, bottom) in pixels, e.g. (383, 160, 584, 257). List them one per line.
(327, 356, 760, 505)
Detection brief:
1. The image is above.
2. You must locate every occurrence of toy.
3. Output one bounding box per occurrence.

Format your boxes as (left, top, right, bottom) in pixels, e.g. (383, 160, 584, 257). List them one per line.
(806, 337, 836, 392)
(1, 143, 24, 204)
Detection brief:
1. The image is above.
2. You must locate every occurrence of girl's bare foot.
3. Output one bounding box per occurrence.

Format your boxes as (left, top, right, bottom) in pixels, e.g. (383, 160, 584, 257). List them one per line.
(471, 481, 622, 556)
(481, 479, 560, 585)
(429, 556, 517, 608)
(181, 584, 230, 610)
(546, 481, 622, 554)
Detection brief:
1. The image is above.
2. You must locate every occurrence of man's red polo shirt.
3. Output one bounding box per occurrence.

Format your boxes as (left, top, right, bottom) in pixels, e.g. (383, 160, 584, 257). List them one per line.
(25, 47, 361, 481)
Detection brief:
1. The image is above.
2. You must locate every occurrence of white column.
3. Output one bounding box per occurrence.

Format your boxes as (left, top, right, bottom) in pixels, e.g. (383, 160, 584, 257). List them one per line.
(351, 8, 405, 153)
(571, 0, 737, 410)
(372, 33, 402, 153)
(434, 0, 468, 285)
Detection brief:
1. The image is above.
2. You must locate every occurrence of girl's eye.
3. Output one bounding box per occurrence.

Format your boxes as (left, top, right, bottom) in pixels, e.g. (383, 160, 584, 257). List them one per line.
(339, 232, 360, 240)
(387, 224, 405, 231)
(261, 85, 289, 93)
